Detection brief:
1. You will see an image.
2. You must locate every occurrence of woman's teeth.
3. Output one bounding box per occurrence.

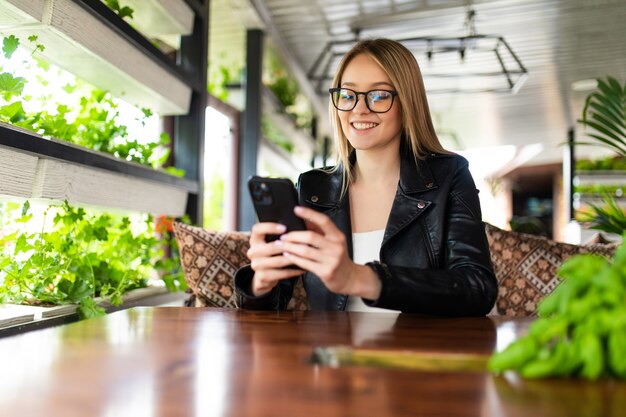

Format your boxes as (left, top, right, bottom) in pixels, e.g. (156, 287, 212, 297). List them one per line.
(352, 122, 378, 130)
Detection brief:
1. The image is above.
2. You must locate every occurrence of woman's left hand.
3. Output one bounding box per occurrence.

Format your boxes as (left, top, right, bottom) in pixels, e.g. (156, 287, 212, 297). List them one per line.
(278, 206, 381, 299)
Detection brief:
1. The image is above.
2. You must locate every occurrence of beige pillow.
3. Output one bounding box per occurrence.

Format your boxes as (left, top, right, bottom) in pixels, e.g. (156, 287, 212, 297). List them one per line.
(485, 223, 618, 317)
(173, 222, 308, 310)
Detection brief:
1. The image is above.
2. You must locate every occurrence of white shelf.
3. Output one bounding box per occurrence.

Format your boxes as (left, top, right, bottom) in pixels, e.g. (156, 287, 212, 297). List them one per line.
(0, 0, 192, 115)
(574, 171, 626, 185)
(123, 0, 193, 49)
(259, 138, 309, 180)
(261, 87, 316, 179)
(0, 142, 189, 216)
(0, 305, 35, 329)
(262, 87, 316, 158)
(0, 286, 187, 331)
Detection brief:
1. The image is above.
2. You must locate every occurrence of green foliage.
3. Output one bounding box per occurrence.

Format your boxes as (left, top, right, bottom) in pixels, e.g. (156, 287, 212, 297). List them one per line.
(575, 77, 626, 234)
(0, 200, 186, 319)
(578, 196, 626, 235)
(268, 76, 298, 109)
(0, 34, 179, 173)
(103, 0, 134, 19)
(0, 73, 25, 101)
(153, 214, 189, 293)
(263, 46, 313, 129)
(577, 77, 626, 156)
(2, 35, 19, 59)
(576, 156, 626, 171)
(489, 241, 626, 380)
(208, 60, 241, 101)
(573, 184, 625, 196)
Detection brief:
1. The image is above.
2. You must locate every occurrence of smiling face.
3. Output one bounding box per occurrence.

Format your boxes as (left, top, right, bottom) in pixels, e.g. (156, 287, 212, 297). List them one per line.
(338, 53, 403, 153)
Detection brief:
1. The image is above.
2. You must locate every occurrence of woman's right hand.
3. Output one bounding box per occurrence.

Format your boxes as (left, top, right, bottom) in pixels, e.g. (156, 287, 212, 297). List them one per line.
(247, 222, 305, 296)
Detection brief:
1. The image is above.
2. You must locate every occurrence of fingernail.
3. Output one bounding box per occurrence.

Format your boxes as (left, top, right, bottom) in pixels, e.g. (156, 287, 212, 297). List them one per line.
(283, 252, 291, 257)
(276, 224, 287, 233)
(274, 239, 283, 246)
(294, 206, 304, 214)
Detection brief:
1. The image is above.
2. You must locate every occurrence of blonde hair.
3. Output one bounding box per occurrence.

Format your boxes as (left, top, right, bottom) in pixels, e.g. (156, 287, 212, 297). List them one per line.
(329, 38, 449, 189)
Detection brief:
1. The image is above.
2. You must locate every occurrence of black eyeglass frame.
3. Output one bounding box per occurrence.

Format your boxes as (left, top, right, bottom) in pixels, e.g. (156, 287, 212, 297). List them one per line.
(328, 87, 399, 113)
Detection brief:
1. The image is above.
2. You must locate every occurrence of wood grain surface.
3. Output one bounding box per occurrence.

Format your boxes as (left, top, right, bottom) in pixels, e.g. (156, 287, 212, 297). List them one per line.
(0, 307, 623, 417)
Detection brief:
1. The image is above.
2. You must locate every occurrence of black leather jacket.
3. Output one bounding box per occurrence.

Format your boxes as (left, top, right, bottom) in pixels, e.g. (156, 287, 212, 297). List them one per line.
(235, 151, 497, 316)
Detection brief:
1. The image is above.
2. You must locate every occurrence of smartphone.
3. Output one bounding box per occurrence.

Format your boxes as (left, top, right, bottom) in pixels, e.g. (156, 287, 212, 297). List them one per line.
(248, 176, 306, 242)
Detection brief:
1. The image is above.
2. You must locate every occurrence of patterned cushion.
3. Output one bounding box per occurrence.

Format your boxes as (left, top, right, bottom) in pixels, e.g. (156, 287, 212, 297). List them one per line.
(173, 222, 308, 310)
(484, 223, 618, 317)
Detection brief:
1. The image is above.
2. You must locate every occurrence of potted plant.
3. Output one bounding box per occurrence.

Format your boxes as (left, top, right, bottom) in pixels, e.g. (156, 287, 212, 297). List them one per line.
(574, 77, 626, 235)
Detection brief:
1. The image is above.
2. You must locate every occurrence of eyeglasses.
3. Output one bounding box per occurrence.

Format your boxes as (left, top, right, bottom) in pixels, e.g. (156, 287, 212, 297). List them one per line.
(329, 88, 398, 113)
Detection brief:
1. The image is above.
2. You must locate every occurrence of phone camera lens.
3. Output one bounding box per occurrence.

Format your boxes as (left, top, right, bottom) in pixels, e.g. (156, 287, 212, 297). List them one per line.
(250, 180, 273, 205)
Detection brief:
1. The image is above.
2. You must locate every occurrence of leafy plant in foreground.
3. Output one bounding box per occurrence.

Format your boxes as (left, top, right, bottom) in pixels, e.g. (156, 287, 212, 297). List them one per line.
(488, 240, 626, 379)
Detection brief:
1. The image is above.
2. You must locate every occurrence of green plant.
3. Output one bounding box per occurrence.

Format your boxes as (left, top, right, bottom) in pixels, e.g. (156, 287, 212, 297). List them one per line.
(0, 35, 44, 101)
(102, 0, 134, 19)
(574, 184, 623, 195)
(576, 156, 626, 171)
(578, 195, 626, 235)
(0, 200, 186, 319)
(576, 77, 626, 156)
(0, 34, 181, 174)
(574, 77, 626, 233)
(268, 75, 298, 109)
(489, 240, 626, 379)
(263, 46, 313, 130)
(208, 59, 242, 101)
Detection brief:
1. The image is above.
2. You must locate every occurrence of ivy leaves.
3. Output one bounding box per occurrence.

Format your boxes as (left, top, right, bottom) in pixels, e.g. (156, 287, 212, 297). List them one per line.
(0, 101, 26, 123)
(0, 34, 181, 175)
(103, 0, 134, 20)
(2, 35, 19, 58)
(0, 73, 26, 101)
(0, 200, 186, 319)
(0, 36, 26, 100)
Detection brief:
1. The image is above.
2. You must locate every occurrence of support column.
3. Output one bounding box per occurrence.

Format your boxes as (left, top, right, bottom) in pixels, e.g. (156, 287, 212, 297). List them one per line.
(564, 127, 575, 221)
(175, 0, 209, 226)
(238, 29, 264, 230)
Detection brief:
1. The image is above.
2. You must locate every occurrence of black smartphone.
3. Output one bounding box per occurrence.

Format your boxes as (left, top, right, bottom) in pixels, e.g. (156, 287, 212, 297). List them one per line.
(248, 176, 306, 242)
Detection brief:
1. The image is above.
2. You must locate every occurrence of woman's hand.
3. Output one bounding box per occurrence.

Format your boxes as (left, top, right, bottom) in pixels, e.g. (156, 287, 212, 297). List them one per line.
(279, 206, 382, 300)
(248, 222, 305, 296)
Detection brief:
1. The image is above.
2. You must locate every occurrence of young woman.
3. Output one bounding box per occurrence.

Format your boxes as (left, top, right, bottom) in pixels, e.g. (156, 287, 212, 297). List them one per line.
(234, 39, 496, 316)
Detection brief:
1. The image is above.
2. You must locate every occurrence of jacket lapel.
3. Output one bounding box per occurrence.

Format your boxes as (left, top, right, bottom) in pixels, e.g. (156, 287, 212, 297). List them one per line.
(382, 153, 437, 247)
(302, 166, 354, 259)
(328, 194, 353, 259)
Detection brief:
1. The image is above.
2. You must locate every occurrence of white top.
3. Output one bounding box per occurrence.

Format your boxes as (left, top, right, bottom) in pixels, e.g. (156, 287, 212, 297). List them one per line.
(346, 229, 399, 313)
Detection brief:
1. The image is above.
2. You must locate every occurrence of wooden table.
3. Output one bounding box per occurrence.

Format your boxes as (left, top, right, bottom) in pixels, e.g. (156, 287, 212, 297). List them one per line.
(0, 307, 623, 417)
